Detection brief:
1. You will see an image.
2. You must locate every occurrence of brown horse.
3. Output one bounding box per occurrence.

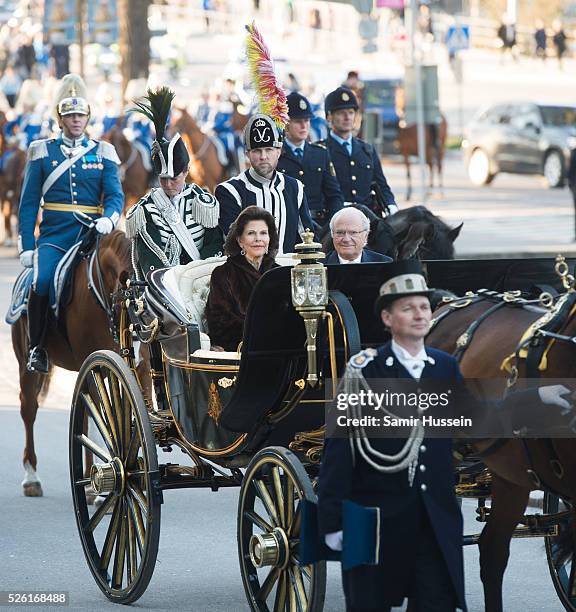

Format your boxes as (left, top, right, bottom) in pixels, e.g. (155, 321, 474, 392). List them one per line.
(1, 147, 26, 246)
(11, 230, 134, 497)
(171, 108, 226, 193)
(102, 122, 150, 210)
(427, 286, 576, 612)
(397, 115, 448, 201)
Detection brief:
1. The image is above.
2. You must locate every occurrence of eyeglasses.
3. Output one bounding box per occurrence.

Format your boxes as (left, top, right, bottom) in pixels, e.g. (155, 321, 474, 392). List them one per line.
(332, 229, 367, 239)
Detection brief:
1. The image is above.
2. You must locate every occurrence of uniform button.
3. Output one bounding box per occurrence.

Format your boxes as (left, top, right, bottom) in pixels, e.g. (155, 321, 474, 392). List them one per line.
(72, 182, 76, 187)
(73, 191, 78, 195)
(351, 189, 357, 195)
(350, 160, 355, 166)
(351, 175, 356, 181)
(72, 164, 76, 168)
(420, 483, 427, 492)
(72, 173, 76, 177)
(280, 169, 285, 172)
(367, 164, 371, 169)
(298, 170, 304, 176)
(73, 200, 78, 204)
(317, 167, 321, 171)
(419, 464, 426, 472)
(420, 445, 426, 453)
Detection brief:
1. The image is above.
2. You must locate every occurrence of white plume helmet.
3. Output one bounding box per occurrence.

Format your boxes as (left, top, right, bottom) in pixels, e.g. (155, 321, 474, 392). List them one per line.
(53, 73, 90, 120)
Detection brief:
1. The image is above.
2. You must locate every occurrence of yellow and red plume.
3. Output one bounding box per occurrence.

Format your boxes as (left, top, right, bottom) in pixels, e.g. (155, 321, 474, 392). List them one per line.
(245, 22, 289, 130)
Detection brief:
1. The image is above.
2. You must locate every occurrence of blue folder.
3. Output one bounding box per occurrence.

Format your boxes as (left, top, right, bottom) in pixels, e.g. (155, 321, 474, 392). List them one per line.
(300, 499, 380, 570)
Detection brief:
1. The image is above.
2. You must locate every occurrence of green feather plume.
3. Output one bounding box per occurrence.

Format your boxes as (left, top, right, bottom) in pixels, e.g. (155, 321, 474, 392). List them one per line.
(130, 86, 175, 141)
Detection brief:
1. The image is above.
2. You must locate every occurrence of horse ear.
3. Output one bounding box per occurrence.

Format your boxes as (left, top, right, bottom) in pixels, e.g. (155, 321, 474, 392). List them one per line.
(447, 223, 463, 243)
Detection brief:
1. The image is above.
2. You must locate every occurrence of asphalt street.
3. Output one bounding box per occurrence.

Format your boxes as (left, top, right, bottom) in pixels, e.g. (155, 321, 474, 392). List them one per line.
(0, 154, 572, 611)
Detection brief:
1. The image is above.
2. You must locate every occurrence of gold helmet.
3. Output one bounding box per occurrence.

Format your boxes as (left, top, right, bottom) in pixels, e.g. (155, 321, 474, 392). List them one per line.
(54, 73, 90, 119)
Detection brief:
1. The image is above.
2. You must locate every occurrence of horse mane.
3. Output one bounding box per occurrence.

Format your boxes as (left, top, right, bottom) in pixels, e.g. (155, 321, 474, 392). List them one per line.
(388, 206, 461, 260)
(99, 229, 133, 280)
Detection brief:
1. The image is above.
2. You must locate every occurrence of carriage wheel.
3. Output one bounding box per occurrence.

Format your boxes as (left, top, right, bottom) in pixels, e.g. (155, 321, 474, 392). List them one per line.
(238, 446, 326, 612)
(69, 350, 161, 604)
(544, 493, 576, 612)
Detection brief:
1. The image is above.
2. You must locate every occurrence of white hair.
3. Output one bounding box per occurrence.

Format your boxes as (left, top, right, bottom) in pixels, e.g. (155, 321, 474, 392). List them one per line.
(329, 207, 370, 233)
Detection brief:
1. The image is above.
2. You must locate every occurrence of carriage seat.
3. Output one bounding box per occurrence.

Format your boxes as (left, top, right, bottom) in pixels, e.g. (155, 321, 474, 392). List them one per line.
(163, 254, 295, 357)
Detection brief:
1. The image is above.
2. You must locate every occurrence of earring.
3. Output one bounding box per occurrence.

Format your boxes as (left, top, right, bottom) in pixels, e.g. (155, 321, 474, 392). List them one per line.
(241, 249, 246, 256)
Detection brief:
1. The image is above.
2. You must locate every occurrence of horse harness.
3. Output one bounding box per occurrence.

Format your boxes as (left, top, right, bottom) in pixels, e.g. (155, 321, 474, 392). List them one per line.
(434, 285, 576, 491)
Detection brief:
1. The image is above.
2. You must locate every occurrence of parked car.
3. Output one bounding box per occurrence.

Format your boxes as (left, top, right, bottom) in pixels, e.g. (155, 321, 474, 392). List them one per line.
(462, 102, 576, 187)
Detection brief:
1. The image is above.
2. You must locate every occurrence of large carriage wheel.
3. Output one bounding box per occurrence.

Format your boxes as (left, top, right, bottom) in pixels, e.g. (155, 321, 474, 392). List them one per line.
(69, 350, 162, 604)
(544, 492, 576, 611)
(238, 446, 326, 611)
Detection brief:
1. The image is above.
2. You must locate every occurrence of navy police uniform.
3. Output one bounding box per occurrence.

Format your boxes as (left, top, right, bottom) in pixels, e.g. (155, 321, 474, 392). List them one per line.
(277, 92, 343, 227)
(323, 87, 396, 213)
(19, 135, 123, 296)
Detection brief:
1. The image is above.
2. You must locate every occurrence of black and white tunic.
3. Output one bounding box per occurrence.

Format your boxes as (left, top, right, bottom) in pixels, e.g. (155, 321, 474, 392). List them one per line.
(216, 168, 314, 255)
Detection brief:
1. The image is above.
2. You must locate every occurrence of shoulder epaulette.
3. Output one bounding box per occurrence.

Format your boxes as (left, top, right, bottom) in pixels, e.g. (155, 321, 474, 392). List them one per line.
(185, 183, 219, 228)
(348, 348, 378, 369)
(125, 198, 147, 239)
(96, 140, 121, 165)
(27, 139, 51, 161)
(311, 141, 327, 150)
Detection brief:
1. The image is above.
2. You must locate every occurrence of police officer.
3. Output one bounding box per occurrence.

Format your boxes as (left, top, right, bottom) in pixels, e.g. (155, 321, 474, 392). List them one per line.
(277, 91, 343, 231)
(322, 86, 397, 215)
(18, 74, 124, 373)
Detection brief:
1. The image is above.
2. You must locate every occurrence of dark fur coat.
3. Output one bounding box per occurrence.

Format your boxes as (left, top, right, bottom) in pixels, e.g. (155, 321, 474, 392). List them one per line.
(206, 254, 278, 351)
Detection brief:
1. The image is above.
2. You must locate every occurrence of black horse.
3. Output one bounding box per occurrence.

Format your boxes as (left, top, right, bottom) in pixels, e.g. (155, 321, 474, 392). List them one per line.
(321, 205, 463, 260)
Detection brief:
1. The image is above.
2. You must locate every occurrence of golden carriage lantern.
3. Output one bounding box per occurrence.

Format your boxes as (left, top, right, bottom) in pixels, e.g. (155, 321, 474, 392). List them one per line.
(291, 229, 328, 387)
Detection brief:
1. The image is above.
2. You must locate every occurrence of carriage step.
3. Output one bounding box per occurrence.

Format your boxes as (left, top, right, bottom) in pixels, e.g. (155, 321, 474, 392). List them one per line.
(463, 524, 559, 546)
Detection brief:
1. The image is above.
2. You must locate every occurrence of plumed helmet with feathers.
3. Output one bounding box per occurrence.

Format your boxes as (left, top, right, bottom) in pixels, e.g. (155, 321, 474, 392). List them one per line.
(130, 86, 189, 178)
(54, 73, 90, 120)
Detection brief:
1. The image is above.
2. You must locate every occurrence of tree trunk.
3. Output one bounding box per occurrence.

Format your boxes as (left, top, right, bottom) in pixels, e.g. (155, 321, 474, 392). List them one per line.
(118, 0, 151, 97)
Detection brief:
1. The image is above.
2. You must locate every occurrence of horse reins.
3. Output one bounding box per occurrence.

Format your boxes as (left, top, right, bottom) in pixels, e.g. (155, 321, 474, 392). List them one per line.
(87, 236, 117, 339)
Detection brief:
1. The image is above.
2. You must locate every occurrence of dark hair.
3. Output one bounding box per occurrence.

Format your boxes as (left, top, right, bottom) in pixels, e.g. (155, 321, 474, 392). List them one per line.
(224, 206, 279, 258)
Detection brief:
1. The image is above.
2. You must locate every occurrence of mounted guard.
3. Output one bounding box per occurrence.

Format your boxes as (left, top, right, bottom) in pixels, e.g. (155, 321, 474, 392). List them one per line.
(126, 87, 223, 281)
(17, 73, 124, 373)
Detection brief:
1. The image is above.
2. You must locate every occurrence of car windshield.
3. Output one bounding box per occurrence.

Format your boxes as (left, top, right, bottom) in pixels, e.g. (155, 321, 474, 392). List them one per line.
(539, 106, 576, 127)
(363, 82, 398, 107)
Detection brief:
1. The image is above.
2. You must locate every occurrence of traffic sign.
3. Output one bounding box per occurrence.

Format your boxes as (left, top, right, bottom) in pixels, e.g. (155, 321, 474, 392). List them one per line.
(446, 25, 470, 54)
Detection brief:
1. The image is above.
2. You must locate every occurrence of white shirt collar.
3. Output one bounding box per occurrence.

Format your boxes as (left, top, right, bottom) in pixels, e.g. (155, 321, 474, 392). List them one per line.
(337, 253, 362, 264)
(391, 340, 429, 380)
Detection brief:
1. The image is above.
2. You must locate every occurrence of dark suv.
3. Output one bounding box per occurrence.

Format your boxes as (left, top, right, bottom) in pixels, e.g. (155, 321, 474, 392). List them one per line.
(462, 102, 576, 187)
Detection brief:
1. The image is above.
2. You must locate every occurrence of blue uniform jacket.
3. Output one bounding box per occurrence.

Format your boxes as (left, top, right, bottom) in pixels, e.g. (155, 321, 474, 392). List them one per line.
(277, 141, 343, 222)
(322, 134, 396, 207)
(325, 248, 392, 264)
(18, 135, 124, 253)
(317, 342, 467, 609)
(216, 168, 314, 254)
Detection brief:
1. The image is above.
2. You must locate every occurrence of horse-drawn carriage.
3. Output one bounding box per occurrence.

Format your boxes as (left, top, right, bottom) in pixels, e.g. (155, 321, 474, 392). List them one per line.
(68, 236, 576, 611)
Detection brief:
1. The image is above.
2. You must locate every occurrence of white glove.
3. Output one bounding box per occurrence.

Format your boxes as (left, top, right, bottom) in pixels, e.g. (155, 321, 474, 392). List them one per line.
(324, 530, 343, 552)
(94, 217, 114, 235)
(538, 385, 573, 413)
(19, 250, 34, 268)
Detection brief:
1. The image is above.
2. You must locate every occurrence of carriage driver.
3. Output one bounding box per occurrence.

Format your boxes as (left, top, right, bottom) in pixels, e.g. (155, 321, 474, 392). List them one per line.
(316, 260, 573, 612)
(321, 86, 398, 216)
(18, 74, 124, 374)
(126, 87, 223, 281)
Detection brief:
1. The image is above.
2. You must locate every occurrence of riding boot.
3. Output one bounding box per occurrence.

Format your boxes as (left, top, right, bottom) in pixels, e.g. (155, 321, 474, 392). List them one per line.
(26, 290, 49, 374)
